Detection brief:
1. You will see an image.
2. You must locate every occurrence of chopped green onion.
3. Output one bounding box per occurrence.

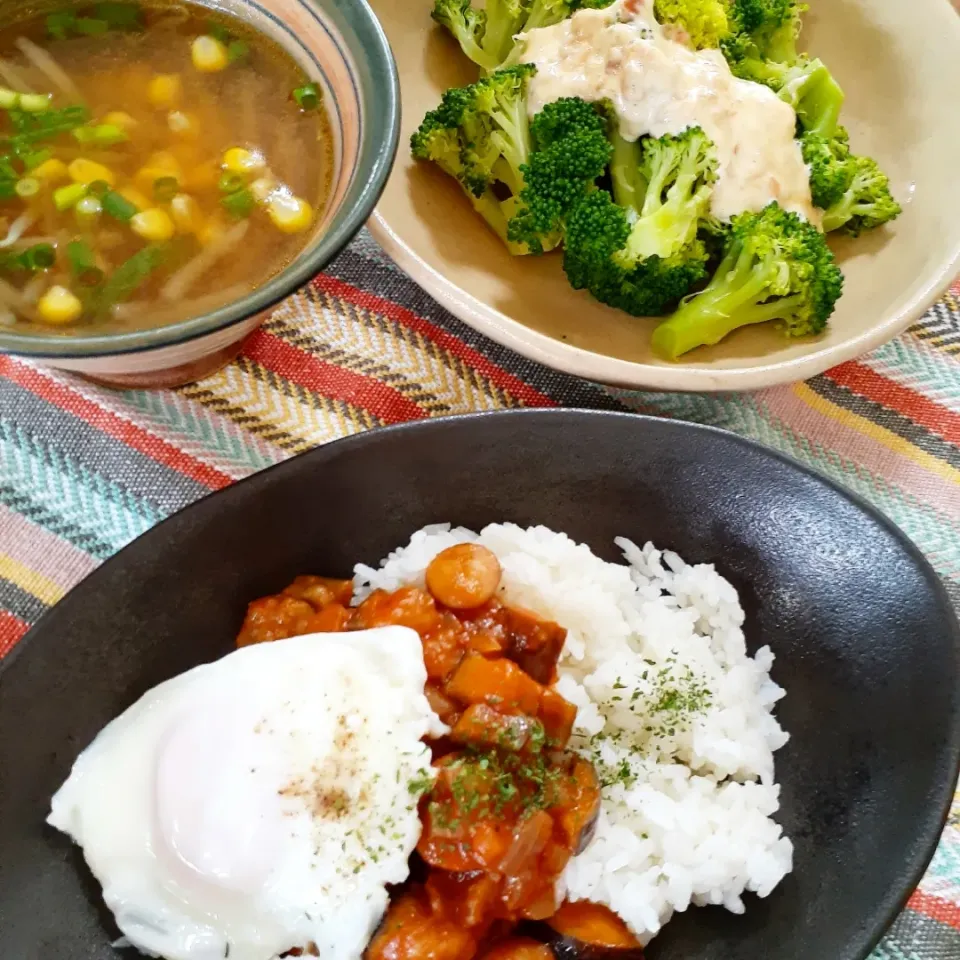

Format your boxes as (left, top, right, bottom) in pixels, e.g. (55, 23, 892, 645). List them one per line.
(221, 187, 255, 219)
(227, 40, 249, 63)
(0, 179, 17, 200)
(72, 124, 128, 147)
(153, 176, 179, 203)
(66, 239, 104, 285)
(75, 195, 103, 225)
(207, 21, 231, 43)
(20, 243, 56, 271)
(22, 148, 52, 171)
(48, 3, 142, 38)
(8, 105, 91, 146)
(54, 182, 88, 211)
(15, 177, 40, 199)
(96, 242, 170, 312)
(46, 10, 79, 40)
(292, 83, 321, 111)
(102, 190, 138, 222)
(0, 87, 52, 113)
(20, 93, 54, 114)
(218, 171, 246, 195)
(86, 179, 111, 198)
(75, 17, 110, 35)
(92, 2, 144, 29)
(0, 243, 57, 272)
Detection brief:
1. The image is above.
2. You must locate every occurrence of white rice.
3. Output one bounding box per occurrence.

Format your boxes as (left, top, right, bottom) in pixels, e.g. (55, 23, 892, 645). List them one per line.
(354, 523, 793, 942)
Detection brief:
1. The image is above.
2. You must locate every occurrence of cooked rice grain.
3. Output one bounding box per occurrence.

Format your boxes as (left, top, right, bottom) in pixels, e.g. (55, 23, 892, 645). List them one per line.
(354, 524, 792, 941)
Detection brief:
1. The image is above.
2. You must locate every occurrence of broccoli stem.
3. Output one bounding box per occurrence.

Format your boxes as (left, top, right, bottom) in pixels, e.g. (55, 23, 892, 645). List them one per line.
(481, 0, 522, 67)
(651, 245, 785, 358)
(793, 63, 844, 138)
(608, 129, 645, 212)
(469, 190, 528, 255)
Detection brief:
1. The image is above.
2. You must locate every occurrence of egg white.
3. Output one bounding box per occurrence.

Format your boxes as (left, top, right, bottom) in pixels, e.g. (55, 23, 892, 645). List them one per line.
(49, 627, 443, 960)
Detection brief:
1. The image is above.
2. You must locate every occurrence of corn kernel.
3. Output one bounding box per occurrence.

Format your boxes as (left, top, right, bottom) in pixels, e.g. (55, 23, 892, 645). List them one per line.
(104, 111, 138, 131)
(32, 158, 68, 183)
(170, 193, 204, 234)
(222, 147, 266, 176)
(130, 207, 175, 242)
(168, 110, 198, 138)
(250, 175, 278, 204)
(38, 285, 83, 325)
(191, 35, 229, 73)
(68, 158, 115, 186)
(147, 74, 182, 109)
(117, 185, 153, 212)
(267, 192, 314, 233)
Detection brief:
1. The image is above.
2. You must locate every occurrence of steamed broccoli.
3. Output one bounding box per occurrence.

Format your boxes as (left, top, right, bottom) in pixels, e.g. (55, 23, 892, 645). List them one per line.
(820, 155, 902, 236)
(651, 202, 843, 359)
(507, 97, 613, 253)
(653, 0, 731, 49)
(801, 130, 901, 234)
(726, 0, 803, 60)
(563, 127, 717, 316)
(801, 128, 853, 209)
(431, 0, 577, 73)
(721, 0, 844, 137)
(411, 65, 535, 253)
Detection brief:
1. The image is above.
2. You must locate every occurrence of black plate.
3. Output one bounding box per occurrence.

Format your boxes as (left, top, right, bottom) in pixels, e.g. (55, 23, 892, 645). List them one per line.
(1, 410, 958, 960)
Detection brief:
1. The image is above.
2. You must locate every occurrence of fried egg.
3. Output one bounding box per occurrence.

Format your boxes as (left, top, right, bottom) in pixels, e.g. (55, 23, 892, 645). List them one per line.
(48, 627, 443, 960)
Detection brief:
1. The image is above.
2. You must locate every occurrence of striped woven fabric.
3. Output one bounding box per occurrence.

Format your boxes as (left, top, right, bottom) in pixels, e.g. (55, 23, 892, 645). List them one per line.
(1, 228, 959, 957)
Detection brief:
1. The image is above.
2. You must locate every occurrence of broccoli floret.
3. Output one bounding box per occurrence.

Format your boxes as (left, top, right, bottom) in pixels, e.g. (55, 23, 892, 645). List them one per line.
(653, 0, 731, 49)
(726, 0, 802, 61)
(431, 0, 578, 73)
(411, 65, 536, 253)
(507, 97, 613, 253)
(651, 202, 843, 359)
(820, 154, 902, 236)
(721, 0, 844, 137)
(563, 128, 717, 316)
(801, 129, 852, 210)
(723, 40, 844, 137)
(800, 130, 901, 234)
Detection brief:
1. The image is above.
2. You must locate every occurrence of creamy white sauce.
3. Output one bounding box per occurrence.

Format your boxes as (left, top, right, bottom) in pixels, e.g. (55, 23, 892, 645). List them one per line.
(518, 0, 818, 223)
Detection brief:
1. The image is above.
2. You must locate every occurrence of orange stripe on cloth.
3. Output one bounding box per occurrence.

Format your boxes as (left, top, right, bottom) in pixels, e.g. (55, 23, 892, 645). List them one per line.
(757, 386, 960, 521)
(0, 608, 28, 659)
(0, 357, 232, 490)
(790, 383, 960, 491)
(244, 329, 427, 424)
(314, 274, 558, 410)
(827, 361, 960, 446)
(908, 890, 960, 932)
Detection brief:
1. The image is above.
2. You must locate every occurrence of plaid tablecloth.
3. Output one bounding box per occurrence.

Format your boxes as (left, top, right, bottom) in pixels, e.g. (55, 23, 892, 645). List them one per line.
(1, 228, 959, 957)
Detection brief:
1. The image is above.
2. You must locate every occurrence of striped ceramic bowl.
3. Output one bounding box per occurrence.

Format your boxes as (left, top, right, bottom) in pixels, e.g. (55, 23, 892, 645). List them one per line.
(0, 0, 399, 388)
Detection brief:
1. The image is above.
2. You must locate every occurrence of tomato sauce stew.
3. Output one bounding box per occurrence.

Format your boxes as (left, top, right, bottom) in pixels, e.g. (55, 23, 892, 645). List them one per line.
(237, 544, 643, 960)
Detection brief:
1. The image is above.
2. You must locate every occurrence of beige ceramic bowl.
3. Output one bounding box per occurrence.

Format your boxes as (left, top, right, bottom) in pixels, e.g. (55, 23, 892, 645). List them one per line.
(368, 0, 960, 391)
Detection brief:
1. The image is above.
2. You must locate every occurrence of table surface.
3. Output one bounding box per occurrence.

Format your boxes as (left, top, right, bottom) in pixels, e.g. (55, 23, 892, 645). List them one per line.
(1, 228, 959, 958)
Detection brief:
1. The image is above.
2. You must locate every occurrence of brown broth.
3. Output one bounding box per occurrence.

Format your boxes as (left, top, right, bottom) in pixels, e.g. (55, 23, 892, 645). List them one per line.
(0, 1, 333, 335)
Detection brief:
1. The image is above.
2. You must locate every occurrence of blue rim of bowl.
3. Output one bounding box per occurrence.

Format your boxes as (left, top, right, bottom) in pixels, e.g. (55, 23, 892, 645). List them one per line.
(0, 0, 400, 360)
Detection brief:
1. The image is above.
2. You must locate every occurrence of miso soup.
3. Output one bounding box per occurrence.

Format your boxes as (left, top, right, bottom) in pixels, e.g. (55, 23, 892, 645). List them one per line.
(0, 1, 333, 333)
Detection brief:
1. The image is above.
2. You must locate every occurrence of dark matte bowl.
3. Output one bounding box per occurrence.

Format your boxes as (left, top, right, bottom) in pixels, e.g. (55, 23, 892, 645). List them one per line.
(1, 410, 958, 960)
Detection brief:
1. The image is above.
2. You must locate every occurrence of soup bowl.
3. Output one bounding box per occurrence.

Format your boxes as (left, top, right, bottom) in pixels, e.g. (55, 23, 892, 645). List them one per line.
(0, 0, 398, 388)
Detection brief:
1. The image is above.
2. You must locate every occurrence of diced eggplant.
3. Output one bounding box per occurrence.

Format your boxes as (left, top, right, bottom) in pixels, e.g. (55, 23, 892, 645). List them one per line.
(524, 902, 644, 960)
